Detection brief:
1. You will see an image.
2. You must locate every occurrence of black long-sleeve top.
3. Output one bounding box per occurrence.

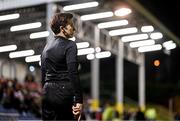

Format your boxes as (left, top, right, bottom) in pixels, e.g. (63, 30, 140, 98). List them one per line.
(41, 36, 83, 103)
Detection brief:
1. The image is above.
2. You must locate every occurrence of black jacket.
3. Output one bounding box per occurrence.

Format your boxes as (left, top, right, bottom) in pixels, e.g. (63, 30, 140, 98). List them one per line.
(41, 36, 83, 103)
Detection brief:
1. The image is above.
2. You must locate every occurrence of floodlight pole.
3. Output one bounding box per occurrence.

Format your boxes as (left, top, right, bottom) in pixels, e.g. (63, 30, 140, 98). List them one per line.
(116, 39, 124, 113)
(91, 26, 100, 111)
(138, 54, 145, 111)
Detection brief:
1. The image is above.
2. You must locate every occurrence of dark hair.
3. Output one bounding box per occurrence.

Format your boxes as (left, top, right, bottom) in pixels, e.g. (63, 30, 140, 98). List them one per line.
(50, 13, 73, 35)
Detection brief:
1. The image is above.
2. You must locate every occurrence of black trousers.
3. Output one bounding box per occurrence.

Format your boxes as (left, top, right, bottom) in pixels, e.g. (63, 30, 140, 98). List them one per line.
(42, 81, 75, 121)
(42, 101, 75, 120)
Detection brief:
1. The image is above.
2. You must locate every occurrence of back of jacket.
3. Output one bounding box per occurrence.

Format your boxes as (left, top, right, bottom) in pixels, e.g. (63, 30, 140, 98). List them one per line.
(41, 36, 83, 103)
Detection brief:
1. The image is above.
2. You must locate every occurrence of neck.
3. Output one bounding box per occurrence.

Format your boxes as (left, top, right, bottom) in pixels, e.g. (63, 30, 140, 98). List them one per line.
(56, 32, 67, 39)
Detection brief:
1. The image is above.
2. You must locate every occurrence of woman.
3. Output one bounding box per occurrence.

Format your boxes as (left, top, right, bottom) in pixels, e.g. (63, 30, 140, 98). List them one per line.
(41, 13, 83, 120)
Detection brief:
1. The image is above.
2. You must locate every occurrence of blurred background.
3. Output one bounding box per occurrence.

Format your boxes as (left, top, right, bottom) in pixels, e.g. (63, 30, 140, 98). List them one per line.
(0, 0, 180, 120)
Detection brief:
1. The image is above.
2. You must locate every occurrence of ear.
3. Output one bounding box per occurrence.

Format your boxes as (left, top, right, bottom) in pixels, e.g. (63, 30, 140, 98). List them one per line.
(60, 26, 64, 32)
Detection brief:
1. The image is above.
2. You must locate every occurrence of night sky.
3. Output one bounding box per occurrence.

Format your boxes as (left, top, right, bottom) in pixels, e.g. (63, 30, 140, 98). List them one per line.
(138, 0, 180, 84)
(138, 0, 180, 39)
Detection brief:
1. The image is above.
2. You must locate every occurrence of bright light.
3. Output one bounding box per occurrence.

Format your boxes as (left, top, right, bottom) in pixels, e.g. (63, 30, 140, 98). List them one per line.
(95, 47, 101, 52)
(114, 8, 132, 16)
(25, 55, 41, 63)
(0, 45, 17, 53)
(77, 48, 95, 55)
(29, 66, 35, 72)
(165, 43, 176, 50)
(10, 22, 42, 32)
(0, 13, 20, 21)
(39, 61, 41, 66)
(163, 40, 173, 46)
(69, 37, 76, 41)
(9, 49, 35, 58)
(129, 39, 155, 48)
(95, 51, 111, 58)
(30, 31, 49, 39)
(141, 25, 154, 32)
(109, 27, 138, 36)
(150, 32, 163, 39)
(81, 11, 113, 21)
(86, 54, 95, 60)
(163, 41, 176, 50)
(138, 44, 162, 52)
(63, 1, 99, 11)
(76, 42, 90, 49)
(121, 34, 149, 42)
(97, 20, 128, 29)
(154, 60, 160, 67)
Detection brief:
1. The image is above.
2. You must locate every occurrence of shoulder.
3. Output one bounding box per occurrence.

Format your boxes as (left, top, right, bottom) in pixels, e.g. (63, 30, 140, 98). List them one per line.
(66, 40, 77, 49)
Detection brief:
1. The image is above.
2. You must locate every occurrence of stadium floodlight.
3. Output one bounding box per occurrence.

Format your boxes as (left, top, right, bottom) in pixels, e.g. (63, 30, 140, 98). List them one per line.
(150, 32, 163, 39)
(30, 31, 49, 39)
(9, 49, 34, 58)
(141, 25, 154, 32)
(97, 20, 128, 29)
(86, 54, 95, 60)
(81, 11, 113, 21)
(0, 45, 17, 53)
(77, 48, 95, 56)
(109, 27, 138, 36)
(0, 13, 20, 21)
(63, 1, 99, 11)
(95, 51, 111, 58)
(163, 41, 176, 50)
(10, 22, 42, 32)
(138, 44, 162, 52)
(76, 42, 90, 49)
(25, 55, 41, 63)
(121, 34, 149, 42)
(129, 39, 155, 48)
(114, 8, 132, 16)
(95, 47, 101, 52)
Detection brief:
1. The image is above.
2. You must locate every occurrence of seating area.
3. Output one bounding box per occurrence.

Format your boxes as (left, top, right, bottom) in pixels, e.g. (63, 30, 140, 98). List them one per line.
(0, 105, 40, 120)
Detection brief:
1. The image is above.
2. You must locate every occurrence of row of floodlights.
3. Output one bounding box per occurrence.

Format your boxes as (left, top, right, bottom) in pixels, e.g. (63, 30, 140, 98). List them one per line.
(0, 1, 176, 59)
(0, 38, 176, 61)
(0, 41, 111, 65)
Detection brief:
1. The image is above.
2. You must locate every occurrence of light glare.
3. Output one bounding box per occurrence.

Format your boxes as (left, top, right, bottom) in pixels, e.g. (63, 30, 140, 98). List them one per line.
(121, 34, 149, 42)
(86, 54, 95, 60)
(0, 13, 20, 21)
(129, 39, 155, 48)
(141, 25, 154, 32)
(63, 2, 99, 11)
(150, 32, 163, 39)
(30, 31, 49, 39)
(98, 20, 128, 29)
(0, 45, 17, 52)
(114, 8, 132, 16)
(81, 12, 113, 21)
(95, 51, 111, 58)
(76, 42, 90, 49)
(95, 47, 101, 52)
(10, 22, 41, 32)
(109, 27, 138, 36)
(25, 55, 41, 63)
(78, 48, 95, 55)
(163, 41, 176, 50)
(9, 49, 35, 58)
(138, 44, 162, 52)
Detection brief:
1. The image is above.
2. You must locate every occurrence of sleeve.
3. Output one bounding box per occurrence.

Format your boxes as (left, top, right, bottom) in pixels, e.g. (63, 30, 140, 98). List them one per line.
(40, 55, 46, 87)
(66, 42, 83, 103)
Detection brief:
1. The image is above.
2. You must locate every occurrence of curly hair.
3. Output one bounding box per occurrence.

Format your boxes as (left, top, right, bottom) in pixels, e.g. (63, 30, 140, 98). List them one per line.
(50, 13, 73, 35)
